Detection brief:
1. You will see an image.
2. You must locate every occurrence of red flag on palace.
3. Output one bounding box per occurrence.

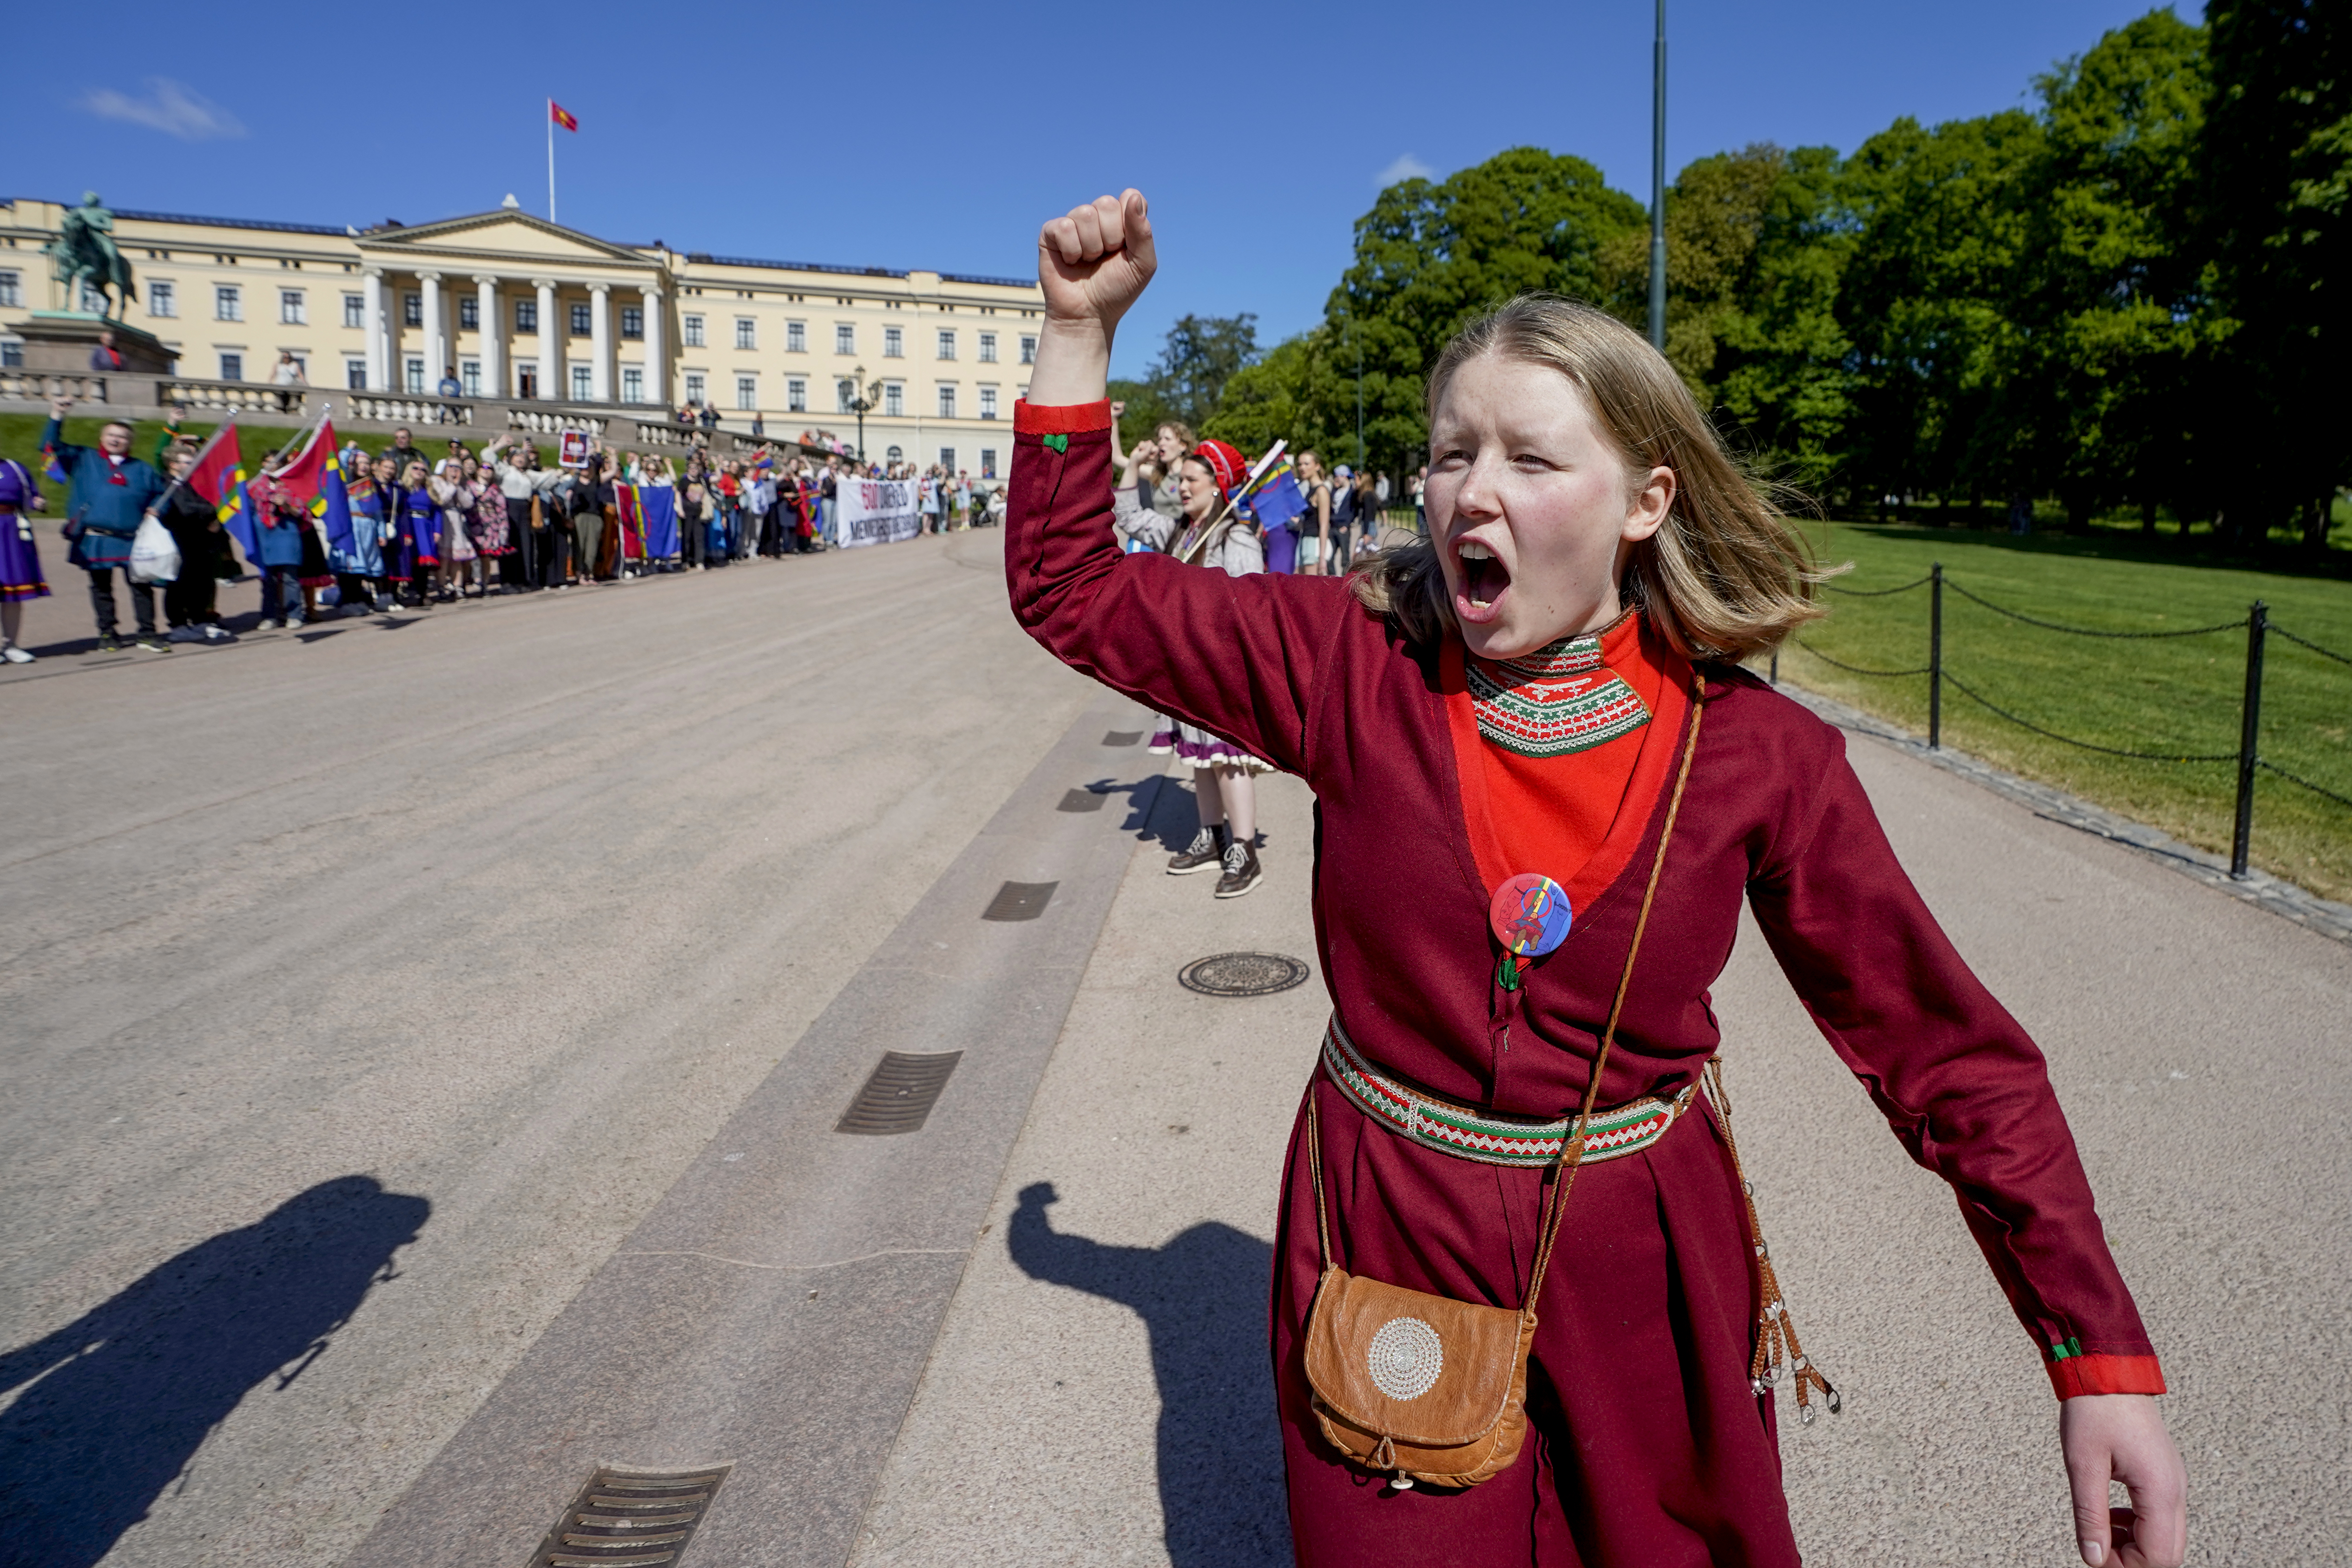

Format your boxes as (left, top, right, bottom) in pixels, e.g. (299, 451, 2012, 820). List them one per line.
(550, 100, 579, 132)
(183, 420, 244, 521)
(267, 418, 338, 515)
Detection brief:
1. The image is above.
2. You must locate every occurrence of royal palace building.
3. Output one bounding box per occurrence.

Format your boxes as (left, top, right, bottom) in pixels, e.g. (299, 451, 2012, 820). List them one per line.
(0, 195, 1044, 475)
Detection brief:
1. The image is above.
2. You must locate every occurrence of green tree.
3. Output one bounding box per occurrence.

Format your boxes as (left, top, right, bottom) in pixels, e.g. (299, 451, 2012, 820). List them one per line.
(1141, 313, 1260, 430)
(2198, 0, 2350, 546)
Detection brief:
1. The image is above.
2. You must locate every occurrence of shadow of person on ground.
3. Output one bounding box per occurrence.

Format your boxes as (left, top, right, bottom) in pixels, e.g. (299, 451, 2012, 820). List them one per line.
(0, 1175, 431, 1568)
(1008, 1180, 1288, 1567)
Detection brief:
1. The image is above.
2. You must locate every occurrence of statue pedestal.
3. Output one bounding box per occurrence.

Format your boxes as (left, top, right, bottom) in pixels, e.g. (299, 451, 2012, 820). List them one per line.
(18, 313, 176, 376)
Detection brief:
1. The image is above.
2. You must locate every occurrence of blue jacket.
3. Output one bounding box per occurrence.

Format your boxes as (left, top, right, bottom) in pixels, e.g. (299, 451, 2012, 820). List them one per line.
(45, 417, 164, 569)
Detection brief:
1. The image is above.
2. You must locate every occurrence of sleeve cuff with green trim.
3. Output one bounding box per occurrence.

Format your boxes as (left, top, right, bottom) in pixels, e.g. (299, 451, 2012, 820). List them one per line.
(2046, 1348, 2167, 1399)
(1014, 400, 1113, 437)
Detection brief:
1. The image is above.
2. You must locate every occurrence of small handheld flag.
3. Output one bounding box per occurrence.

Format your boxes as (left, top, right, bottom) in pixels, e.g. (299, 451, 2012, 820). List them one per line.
(1243, 457, 1308, 531)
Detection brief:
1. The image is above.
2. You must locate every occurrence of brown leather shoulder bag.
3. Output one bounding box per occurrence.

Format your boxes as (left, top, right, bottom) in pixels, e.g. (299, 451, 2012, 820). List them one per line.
(1301, 675, 1706, 1489)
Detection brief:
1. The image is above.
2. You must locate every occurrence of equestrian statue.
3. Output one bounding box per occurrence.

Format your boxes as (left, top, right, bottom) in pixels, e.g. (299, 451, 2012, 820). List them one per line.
(45, 192, 137, 320)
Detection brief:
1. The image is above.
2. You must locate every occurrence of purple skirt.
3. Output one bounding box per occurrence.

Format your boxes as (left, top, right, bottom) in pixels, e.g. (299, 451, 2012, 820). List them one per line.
(1, 516, 52, 601)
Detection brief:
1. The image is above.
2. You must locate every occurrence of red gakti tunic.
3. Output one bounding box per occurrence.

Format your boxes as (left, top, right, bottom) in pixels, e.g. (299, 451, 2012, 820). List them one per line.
(1007, 399, 2163, 1566)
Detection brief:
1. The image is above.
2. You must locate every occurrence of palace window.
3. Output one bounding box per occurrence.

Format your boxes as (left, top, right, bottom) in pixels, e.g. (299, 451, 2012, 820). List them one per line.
(883, 382, 903, 417)
(402, 292, 421, 328)
(787, 321, 806, 353)
(981, 449, 997, 479)
(835, 323, 855, 354)
(787, 377, 807, 413)
(685, 372, 705, 404)
(1019, 334, 1036, 365)
(979, 387, 997, 420)
(149, 280, 176, 318)
(736, 375, 758, 411)
(569, 303, 591, 337)
(936, 329, 956, 360)
(405, 358, 425, 393)
(735, 318, 756, 350)
(459, 296, 479, 330)
(515, 298, 538, 333)
(572, 364, 592, 400)
(620, 306, 643, 339)
(345, 359, 367, 390)
(978, 331, 997, 363)
(683, 314, 705, 348)
(279, 289, 306, 326)
(837, 378, 855, 414)
(0, 340, 19, 369)
(622, 366, 643, 403)
(883, 326, 903, 358)
(217, 285, 244, 323)
(219, 351, 244, 382)
(461, 360, 481, 397)
(886, 445, 903, 463)
(938, 384, 956, 418)
(938, 447, 955, 472)
(342, 292, 362, 329)
(0, 270, 18, 308)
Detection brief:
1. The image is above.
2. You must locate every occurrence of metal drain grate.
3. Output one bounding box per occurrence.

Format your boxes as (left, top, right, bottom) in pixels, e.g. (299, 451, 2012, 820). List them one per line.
(1057, 788, 1108, 813)
(1178, 952, 1312, 997)
(981, 880, 1057, 921)
(528, 1463, 731, 1568)
(837, 1050, 964, 1134)
(1102, 730, 1143, 746)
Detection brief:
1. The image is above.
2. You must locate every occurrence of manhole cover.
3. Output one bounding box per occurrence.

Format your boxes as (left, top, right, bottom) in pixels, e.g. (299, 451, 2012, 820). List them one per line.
(1102, 730, 1143, 746)
(837, 1050, 963, 1134)
(1178, 952, 1311, 997)
(528, 1463, 731, 1568)
(1056, 788, 1108, 813)
(982, 880, 1057, 921)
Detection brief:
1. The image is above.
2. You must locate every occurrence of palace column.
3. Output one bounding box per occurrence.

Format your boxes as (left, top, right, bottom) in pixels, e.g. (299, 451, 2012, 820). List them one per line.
(362, 268, 388, 393)
(419, 272, 444, 391)
(588, 283, 612, 402)
(474, 276, 502, 400)
(534, 278, 560, 400)
(641, 284, 666, 410)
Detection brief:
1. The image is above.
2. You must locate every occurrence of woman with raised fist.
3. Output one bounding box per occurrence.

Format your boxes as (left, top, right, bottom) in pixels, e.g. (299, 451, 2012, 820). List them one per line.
(1008, 189, 2185, 1568)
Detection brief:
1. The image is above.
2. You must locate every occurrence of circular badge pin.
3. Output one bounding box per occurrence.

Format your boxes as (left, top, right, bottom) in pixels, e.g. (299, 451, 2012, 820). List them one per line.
(1489, 873, 1573, 957)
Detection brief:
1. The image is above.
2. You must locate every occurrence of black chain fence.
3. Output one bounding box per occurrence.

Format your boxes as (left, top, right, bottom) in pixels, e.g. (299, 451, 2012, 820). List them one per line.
(1786, 563, 2346, 878)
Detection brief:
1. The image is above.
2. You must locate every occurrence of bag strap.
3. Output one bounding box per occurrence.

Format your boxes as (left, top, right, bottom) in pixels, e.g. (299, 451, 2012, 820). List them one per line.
(1304, 668, 1709, 1298)
(1522, 670, 1706, 1315)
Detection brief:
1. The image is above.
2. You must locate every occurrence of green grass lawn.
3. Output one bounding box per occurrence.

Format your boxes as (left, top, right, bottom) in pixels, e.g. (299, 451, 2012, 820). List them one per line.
(1773, 521, 2352, 903)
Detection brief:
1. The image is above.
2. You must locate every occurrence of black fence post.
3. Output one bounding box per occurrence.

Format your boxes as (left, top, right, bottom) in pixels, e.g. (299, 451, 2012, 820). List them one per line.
(2231, 600, 2267, 879)
(1929, 562, 1944, 750)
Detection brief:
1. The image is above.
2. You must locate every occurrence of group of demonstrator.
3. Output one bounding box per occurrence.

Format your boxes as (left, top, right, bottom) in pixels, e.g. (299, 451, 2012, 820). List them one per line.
(0, 396, 1004, 662)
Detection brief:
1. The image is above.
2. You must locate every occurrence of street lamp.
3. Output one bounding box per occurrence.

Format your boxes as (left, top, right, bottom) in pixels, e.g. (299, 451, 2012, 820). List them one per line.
(846, 363, 882, 465)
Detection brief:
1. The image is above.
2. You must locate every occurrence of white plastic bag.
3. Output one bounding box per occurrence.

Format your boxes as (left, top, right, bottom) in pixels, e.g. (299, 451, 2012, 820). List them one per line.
(128, 514, 182, 584)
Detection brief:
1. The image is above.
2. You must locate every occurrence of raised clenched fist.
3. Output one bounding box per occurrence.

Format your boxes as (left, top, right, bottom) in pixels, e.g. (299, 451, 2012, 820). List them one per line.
(1037, 191, 1157, 340)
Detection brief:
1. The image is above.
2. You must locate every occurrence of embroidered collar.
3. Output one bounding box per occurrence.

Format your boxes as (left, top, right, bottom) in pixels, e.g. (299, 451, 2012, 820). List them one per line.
(1467, 613, 1652, 758)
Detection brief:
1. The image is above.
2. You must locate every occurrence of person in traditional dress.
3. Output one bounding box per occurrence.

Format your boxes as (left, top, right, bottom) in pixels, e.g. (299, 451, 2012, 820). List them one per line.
(336, 455, 393, 614)
(429, 462, 472, 603)
(43, 396, 167, 652)
(1009, 190, 2186, 1568)
(0, 452, 51, 662)
(389, 458, 441, 607)
(246, 460, 309, 632)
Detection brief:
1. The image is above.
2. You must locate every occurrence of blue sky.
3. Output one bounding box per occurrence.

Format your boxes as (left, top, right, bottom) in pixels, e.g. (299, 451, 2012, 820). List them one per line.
(13, 0, 2180, 377)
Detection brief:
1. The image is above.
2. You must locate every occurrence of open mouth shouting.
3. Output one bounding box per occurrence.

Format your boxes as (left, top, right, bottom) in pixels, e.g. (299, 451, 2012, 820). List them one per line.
(1454, 536, 1513, 624)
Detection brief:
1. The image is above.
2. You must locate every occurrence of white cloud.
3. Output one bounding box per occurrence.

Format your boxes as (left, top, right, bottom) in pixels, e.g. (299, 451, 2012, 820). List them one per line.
(80, 79, 245, 141)
(1376, 153, 1435, 187)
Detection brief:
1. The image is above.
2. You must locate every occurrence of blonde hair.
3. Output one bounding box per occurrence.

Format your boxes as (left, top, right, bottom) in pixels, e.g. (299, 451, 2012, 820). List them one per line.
(1351, 294, 1825, 660)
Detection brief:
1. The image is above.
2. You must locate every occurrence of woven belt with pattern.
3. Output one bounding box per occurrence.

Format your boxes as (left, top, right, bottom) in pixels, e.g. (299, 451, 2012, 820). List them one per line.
(1319, 1015, 1696, 1169)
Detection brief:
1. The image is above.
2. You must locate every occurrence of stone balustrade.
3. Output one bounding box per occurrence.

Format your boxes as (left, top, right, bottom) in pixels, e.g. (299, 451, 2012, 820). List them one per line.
(158, 377, 319, 416)
(0, 369, 115, 404)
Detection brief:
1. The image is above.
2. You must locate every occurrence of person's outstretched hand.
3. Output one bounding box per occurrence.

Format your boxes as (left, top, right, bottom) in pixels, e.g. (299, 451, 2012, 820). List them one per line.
(2061, 1394, 2185, 1566)
(1029, 190, 1154, 407)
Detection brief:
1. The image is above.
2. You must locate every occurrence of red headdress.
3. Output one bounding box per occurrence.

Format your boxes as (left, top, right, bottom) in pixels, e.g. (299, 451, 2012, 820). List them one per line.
(1191, 438, 1249, 498)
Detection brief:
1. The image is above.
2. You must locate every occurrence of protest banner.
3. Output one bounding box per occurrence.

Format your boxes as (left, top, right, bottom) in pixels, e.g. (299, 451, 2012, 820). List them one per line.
(560, 430, 590, 470)
(833, 476, 922, 548)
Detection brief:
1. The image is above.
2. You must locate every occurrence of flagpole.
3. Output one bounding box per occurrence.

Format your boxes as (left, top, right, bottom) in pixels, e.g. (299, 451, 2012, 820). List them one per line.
(547, 100, 557, 223)
(145, 410, 239, 516)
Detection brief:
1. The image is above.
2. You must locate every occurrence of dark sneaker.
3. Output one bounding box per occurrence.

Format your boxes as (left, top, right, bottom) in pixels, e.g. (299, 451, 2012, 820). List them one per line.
(1213, 841, 1264, 899)
(1167, 824, 1229, 876)
(167, 624, 202, 643)
(94, 632, 126, 653)
(135, 633, 172, 652)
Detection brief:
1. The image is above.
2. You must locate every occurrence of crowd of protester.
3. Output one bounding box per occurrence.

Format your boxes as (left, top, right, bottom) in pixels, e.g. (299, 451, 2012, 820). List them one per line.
(0, 398, 1000, 660)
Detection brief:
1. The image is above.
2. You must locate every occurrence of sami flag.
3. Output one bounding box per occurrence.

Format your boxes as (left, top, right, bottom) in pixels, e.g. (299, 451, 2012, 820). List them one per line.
(637, 486, 679, 559)
(226, 480, 261, 562)
(182, 421, 244, 518)
(1245, 460, 1308, 530)
(550, 100, 579, 132)
(320, 461, 355, 556)
(269, 419, 336, 516)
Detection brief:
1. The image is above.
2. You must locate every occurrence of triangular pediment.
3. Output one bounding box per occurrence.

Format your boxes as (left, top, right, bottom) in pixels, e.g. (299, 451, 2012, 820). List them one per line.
(359, 211, 647, 265)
